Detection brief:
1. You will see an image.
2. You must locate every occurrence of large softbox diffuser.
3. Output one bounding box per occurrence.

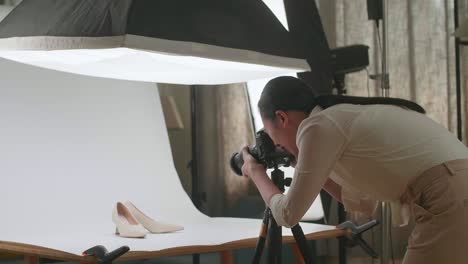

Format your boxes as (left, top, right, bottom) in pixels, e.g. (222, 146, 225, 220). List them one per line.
(0, 0, 310, 84)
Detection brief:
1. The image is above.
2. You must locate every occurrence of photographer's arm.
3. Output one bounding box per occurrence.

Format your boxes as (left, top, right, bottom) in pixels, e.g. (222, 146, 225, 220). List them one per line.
(267, 116, 347, 227)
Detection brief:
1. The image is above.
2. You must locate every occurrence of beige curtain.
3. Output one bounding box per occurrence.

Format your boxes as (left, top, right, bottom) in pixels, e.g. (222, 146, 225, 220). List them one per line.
(319, 0, 467, 143)
(195, 84, 257, 216)
(217, 84, 259, 210)
(155, 85, 258, 218)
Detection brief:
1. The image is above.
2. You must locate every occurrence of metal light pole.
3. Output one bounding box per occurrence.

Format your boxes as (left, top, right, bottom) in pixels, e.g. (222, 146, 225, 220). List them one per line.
(380, 1, 392, 264)
(454, 0, 464, 142)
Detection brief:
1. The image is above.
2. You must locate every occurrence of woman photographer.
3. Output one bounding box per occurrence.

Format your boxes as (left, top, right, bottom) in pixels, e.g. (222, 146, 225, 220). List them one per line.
(241, 76, 468, 264)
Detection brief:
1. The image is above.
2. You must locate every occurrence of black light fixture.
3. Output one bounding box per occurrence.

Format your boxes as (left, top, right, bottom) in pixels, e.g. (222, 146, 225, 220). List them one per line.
(330, 45, 370, 95)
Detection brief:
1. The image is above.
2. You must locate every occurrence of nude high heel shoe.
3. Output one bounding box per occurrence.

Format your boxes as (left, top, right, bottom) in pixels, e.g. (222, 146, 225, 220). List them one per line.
(124, 201, 184, 233)
(112, 202, 147, 238)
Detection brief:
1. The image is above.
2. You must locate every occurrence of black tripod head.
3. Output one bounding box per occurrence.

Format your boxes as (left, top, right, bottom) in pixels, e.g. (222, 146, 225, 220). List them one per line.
(270, 166, 292, 193)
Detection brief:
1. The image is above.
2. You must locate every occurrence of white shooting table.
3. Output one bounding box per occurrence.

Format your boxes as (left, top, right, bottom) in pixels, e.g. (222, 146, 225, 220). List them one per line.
(0, 59, 347, 264)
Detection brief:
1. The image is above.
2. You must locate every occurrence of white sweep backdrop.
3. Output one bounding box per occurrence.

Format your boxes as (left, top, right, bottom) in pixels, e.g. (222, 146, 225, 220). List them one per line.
(0, 58, 334, 255)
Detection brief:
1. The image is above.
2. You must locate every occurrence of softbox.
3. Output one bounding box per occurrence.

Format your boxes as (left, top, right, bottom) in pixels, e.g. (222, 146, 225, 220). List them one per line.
(0, 0, 310, 84)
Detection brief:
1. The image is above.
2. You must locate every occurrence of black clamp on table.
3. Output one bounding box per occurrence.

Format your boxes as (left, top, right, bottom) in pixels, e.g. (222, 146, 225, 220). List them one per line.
(337, 220, 379, 258)
(82, 245, 130, 264)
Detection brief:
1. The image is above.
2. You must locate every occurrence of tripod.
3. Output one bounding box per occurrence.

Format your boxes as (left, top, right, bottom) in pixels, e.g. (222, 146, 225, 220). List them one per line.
(252, 165, 313, 264)
(251, 166, 380, 264)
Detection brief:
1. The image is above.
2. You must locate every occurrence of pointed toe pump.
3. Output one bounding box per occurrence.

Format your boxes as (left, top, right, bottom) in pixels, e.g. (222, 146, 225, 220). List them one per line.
(124, 201, 184, 234)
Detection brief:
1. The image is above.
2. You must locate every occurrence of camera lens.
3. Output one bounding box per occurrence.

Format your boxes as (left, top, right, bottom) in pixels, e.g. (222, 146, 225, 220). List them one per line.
(229, 152, 244, 176)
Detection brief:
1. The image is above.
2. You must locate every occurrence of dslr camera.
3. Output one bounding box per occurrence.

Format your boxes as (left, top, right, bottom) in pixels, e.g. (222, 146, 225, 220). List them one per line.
(230, 129, 294, 176)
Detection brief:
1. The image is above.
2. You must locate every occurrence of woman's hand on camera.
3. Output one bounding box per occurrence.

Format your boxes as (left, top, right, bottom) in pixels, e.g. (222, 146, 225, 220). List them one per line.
(240, 146, 280, 207)
(241, 146, 266, 179)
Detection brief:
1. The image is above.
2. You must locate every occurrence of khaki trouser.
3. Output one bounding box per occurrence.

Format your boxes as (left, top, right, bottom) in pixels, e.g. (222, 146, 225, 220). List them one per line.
(401, 159, 468, 264)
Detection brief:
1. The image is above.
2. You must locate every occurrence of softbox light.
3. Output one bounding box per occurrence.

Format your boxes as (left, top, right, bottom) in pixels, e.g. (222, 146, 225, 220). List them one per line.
(0, 0, 310, 84)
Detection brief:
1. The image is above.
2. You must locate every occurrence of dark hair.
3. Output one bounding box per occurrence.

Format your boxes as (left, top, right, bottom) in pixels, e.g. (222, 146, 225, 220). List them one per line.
(258, 76, 426, 120)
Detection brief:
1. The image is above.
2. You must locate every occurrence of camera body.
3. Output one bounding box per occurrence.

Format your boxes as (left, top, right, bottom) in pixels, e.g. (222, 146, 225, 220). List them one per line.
(230, 129, 294, 176)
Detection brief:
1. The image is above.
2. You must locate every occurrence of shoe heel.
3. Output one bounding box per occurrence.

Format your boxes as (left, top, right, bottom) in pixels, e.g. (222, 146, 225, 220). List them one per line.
(112, 202, 147, 238)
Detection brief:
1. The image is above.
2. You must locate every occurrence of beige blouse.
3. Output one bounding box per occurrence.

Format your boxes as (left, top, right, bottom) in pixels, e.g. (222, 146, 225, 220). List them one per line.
(269, 104, 468, 227)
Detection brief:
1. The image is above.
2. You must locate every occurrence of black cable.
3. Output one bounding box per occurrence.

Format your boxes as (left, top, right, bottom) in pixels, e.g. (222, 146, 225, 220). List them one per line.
(375, 21, 382, 60)
(389, 225, 395, 264)
(190, 86, 200, 209)
(370, 226, 375, 264)
(454, 0, 463, 141)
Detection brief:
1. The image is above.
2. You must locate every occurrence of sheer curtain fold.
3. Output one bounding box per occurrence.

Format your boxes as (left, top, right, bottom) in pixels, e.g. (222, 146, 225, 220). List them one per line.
(195, 84, 256, 216)
(217, 83, 257, 210)
(328, 0, 466, 143)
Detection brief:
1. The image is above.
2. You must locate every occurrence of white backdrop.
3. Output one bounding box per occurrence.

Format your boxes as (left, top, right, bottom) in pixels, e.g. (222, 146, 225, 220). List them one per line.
(0, 59, 334, 255)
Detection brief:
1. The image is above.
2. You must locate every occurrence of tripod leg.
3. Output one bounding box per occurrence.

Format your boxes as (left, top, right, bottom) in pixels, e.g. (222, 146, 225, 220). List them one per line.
(220, 251, 233, 264)
(266, 215, 282, 264)
(338, 204, 347, 264)
(291, 224, 313, 264)
(192, 254, 200, 264)
(252, 208, 270, 264)
(292, 243, 306, 264)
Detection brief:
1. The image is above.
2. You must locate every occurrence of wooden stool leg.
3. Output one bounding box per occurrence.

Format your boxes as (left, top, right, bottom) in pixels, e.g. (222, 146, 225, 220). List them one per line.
(292, 242, 306, 264)
(219, 250, 233, 264)
(24, 256, 39, 264)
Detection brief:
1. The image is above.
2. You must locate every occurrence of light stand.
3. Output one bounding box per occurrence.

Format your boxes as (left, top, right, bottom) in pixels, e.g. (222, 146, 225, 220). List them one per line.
(372, 1, 392, 263)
